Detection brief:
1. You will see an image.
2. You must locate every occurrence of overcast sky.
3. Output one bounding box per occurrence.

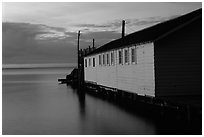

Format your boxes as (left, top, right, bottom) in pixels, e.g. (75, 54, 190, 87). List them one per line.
(2, 2, 201, 65)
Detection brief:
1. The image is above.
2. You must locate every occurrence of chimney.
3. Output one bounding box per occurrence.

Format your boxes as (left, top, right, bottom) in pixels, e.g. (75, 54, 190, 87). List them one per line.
(122, 20, 125, 38)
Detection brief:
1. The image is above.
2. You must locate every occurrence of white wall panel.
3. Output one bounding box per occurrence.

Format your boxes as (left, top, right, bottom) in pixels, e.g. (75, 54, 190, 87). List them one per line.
(84, 42, 155, 97)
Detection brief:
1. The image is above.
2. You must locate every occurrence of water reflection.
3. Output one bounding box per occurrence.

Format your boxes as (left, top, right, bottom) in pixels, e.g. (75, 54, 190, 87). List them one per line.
(2, 68, 201, 135)
(77, 90, 86, 119)
(66, 84, 157, 135)
(66, 84, 87, 134)
(67, 83, 201, 135)
(71, 85, 86, 120)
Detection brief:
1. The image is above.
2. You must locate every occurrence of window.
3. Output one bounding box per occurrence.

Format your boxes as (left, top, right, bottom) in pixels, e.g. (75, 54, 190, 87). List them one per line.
(119, 50, 123, 64)
(93, 58, 95, 67)
(107, 53, 110, 65)
(124, 49, 129, 64)
(103, 54, 105, 65)
(89, 58, 91, 67)
(99, 55, 102, 65)
(85, 59, 87, 67)
(111, 52, 114, 65)
(131, 48, 136, 63)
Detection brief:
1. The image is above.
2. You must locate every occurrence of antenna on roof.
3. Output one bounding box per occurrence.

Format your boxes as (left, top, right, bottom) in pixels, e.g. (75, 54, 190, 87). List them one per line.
(122, 20, 125, 38)
(93, 39, 95, 49)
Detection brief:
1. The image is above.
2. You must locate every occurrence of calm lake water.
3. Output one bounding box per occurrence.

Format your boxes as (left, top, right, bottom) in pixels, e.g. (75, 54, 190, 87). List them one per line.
(2, 67, 197, 135)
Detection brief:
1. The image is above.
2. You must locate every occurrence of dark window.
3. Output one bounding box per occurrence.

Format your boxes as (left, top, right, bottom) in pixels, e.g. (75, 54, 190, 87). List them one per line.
(85, 59, 87, 67)
(125, 49, 129, 64)
(119, 50, 123, 64)
(111, 52, 114, 65)
(93, 58, 95, 67)
(103, 54, 105, 65)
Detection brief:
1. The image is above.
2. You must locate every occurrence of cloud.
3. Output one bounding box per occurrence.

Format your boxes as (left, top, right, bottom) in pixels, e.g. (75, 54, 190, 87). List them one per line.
(2, 22, 71, 41)
(3, 2, 201, 35)
(2, 22, 78, 64)
(33, 24, 70, 40)
(2, 22, 121, 64)
(72, 15, 179, 34)
(2, 14, 180, 64)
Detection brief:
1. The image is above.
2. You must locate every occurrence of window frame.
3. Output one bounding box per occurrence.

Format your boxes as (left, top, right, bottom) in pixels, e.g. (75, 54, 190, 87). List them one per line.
(99, 55, 102, 66)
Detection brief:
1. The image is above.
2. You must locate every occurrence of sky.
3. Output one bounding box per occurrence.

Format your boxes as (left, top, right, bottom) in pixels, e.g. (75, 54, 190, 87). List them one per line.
(2, 2, 201, 65)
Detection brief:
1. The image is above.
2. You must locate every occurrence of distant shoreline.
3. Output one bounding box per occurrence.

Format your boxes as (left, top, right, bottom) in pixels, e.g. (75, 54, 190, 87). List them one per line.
(2, 63, 77, 69)
(2, 66, 76, 70)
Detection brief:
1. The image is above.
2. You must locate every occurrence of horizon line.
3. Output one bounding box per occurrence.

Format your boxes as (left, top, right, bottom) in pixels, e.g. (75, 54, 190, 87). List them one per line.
(2, 63, 77, 69)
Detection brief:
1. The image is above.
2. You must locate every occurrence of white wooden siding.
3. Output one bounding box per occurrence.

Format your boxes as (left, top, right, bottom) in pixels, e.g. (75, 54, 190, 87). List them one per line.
(84, 42, 155, 97)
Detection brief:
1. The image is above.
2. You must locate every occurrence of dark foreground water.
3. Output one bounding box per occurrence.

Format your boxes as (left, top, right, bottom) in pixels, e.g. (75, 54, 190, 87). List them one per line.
(2, 67, 200, 135)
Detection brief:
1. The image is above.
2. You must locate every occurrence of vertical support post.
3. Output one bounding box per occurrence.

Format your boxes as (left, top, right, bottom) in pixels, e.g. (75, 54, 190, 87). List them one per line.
(122, 20, 125, 38)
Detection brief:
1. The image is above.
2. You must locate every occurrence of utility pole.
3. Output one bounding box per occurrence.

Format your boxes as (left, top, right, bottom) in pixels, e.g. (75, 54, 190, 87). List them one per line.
(77, 30, 80, 69)
(77, 30, 81, 89)
(122, 20, 125, 38)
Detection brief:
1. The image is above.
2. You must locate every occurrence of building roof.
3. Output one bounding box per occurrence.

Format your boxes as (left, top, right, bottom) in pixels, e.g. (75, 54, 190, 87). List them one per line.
(85, 8, 201, 57)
